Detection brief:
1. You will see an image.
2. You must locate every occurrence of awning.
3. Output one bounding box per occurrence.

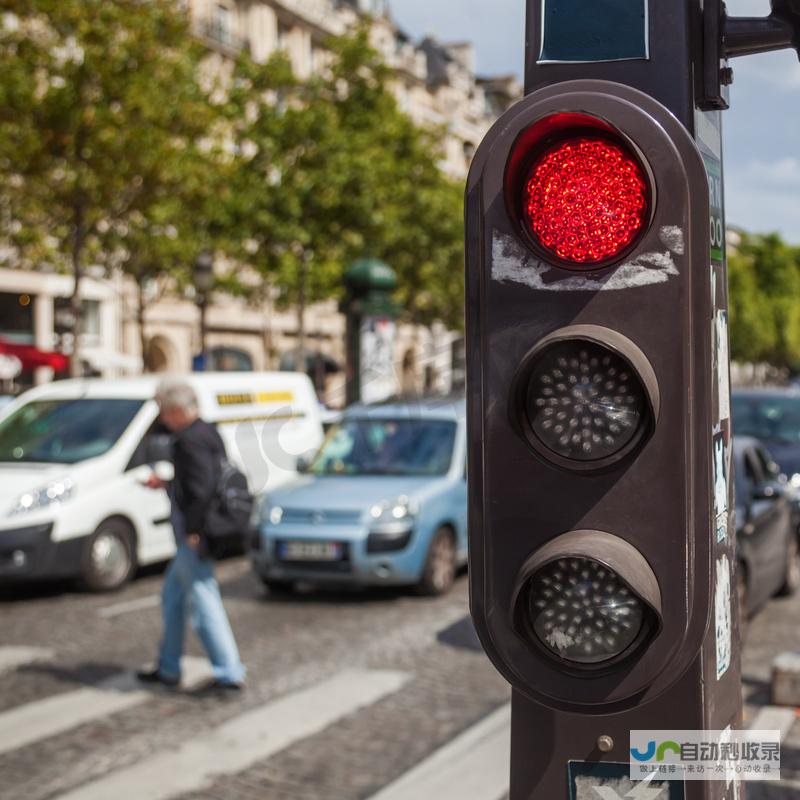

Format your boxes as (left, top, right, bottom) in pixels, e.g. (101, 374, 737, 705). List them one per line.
(0, 338, 69, 373)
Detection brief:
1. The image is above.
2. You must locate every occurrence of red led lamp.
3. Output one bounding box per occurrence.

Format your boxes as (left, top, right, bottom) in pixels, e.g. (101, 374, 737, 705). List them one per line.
(522, 135, 649, 266)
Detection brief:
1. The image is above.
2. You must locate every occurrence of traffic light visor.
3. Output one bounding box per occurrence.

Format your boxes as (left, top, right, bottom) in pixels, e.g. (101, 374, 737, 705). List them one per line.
(513, 530, 662, 671)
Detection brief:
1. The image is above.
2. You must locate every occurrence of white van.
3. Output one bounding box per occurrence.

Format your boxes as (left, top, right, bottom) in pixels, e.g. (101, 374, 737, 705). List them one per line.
(0, 372, 323, 590)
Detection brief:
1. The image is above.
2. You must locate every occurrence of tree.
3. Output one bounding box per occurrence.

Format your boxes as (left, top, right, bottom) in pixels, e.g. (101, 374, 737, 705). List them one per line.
(0, 0, 218, 372)
(728, 232, 800, 369)
(224, 27, 466, 365)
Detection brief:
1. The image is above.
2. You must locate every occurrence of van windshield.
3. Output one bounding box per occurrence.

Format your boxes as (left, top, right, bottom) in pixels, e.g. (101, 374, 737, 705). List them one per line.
(0, 398, 145, 464)
(310, 418, 457, 477)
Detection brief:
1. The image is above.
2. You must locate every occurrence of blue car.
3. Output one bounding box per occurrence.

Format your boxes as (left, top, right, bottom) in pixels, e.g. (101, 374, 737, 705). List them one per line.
(250, 398, 467, 595)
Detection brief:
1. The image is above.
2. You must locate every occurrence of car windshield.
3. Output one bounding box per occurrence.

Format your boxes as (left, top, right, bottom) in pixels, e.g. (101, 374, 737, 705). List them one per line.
(310, 418, 457, 477)
(732, 394, 800, 445)
(0, 398, 145, 464)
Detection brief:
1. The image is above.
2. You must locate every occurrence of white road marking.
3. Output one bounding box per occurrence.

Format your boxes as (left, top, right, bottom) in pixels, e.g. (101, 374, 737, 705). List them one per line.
(0, 645, 53, 675)
(97, 594, 160, 618)
(56, 668, 410, 800)
(0, 657, 211, 756)
(748, 705, 796, 741)
(367, 703, 511, 800)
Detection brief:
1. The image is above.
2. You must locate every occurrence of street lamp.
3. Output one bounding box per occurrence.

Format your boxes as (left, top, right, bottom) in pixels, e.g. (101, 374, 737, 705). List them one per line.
(193, 251, 214, 370)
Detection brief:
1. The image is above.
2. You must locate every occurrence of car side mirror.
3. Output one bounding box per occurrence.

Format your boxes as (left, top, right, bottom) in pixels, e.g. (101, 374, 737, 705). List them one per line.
(296, 455, 310, 474)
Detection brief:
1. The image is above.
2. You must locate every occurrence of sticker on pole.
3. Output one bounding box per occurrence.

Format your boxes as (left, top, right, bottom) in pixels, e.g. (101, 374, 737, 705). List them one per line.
(715, 554, 732, 680)
(568, 762, 684, 800)
(713, 430, 730, 543)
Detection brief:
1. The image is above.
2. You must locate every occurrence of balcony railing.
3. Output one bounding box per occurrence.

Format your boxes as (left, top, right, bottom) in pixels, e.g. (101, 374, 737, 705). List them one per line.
(197, 17, 250, 56)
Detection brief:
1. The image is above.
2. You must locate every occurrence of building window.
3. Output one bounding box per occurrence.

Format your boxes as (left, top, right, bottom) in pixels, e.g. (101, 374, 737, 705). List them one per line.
(80, 299, 101, 340)
(209, 346, 253, 372)
(277, 21, 291, 51)
(53, 297, 101, 347)
(210, 3, 234, 46)
(0, 292, 35, 345)
(451, 338, 466, 392)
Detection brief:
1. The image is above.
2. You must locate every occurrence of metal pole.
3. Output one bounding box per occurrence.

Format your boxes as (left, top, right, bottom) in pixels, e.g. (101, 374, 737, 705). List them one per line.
(199, 294, 208, 371)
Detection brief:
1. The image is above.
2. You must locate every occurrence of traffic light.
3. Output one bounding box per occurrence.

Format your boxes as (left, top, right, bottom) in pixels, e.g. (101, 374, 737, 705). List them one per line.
(466, 2, 800, 798)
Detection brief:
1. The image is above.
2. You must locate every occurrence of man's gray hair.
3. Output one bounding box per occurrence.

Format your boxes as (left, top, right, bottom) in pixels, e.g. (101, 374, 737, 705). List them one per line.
(155, 377, 199, 414)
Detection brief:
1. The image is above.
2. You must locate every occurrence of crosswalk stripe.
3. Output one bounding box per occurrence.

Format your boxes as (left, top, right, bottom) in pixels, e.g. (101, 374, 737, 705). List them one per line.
(748, 705, 796, 741)
(97, 594, 160, 618)
(0, 645, 53, 675)
(56, 668, 410, 800)
(367, 703, 511, 800)
(0, 657, 211, 756)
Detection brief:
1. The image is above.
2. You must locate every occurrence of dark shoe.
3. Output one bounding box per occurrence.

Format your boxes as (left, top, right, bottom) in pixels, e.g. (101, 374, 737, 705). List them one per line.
(191, 679, 244, 698)
(136, 668, 180, 688)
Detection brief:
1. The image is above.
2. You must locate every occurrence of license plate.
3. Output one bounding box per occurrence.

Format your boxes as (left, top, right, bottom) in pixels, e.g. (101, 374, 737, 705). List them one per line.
(278, 541, 343, 561)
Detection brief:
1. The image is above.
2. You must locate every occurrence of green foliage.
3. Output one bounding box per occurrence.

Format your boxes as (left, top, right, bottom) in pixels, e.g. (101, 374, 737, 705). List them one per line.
(0, 0, 220, 315)
(225, 27, 465, 327)
(0, 6, 466, 362)
(728, 232, 800, 369)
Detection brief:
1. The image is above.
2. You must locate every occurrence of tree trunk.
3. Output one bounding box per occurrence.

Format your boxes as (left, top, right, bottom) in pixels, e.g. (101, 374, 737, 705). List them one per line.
(296, 256, 307, 375)
(137, 278, 149, 373)
(262, 279, 274, 369)
(68, 202, 86, 378)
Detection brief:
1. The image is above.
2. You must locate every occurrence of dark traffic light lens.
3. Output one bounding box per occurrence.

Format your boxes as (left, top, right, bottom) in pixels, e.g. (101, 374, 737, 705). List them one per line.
(525, 340, 648, 463)
(523, 136, 648, 265)
(528, 557, 645, 665)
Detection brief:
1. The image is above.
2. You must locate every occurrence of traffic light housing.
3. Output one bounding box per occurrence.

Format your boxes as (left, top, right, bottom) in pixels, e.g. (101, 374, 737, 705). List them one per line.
(466, 80, 719, 712)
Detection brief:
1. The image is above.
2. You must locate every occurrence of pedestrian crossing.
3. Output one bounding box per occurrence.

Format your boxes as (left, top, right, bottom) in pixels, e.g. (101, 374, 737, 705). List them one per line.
(0, 643, 509, 800)
(0, 654, 212, 756)
(56, 669, 411, 800)
(0, 645, 52, 675)
(367, 704, 511, 800)
(2, 641, 795, 800)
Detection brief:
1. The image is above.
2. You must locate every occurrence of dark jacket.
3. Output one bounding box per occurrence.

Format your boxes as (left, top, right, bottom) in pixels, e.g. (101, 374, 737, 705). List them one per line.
(172, 418, 225, 537)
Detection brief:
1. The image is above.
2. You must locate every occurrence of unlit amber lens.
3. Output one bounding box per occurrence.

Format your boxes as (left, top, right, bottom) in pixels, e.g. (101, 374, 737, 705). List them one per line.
(526, 340, 647, 462)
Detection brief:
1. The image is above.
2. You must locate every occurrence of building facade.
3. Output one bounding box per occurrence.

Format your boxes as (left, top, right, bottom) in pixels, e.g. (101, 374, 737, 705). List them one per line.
(2, 1, 520, 403)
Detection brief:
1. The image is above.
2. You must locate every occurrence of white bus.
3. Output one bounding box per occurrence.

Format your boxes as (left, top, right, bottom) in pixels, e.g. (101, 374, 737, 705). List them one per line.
(0, 372, 323, 590)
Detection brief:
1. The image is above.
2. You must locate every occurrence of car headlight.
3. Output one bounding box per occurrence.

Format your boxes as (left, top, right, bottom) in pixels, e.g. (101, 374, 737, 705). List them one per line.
(369, 496, 417, 525)
(791, 473, 800, 489)
(11, 479, 75, 516)
(250, 496, 283, 527)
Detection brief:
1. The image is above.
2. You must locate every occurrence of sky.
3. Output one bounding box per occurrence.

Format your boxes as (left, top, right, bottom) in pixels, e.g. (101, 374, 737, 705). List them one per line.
(390, 0, 800, 244)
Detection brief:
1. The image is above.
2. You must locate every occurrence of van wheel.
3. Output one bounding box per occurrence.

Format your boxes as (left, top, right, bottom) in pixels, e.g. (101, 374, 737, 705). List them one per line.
(778, 534, 800, 597)
(416, 528, 456, 597)
(81, 520, 135, 592)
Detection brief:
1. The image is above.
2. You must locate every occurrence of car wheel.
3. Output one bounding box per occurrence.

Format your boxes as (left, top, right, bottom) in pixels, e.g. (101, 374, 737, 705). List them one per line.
(416, 528, 457, 597)
(81, 519, 136, 592)
(736, 564, 749, 641)
(778, 533, 800, 597)
(261, 578, 295, 595)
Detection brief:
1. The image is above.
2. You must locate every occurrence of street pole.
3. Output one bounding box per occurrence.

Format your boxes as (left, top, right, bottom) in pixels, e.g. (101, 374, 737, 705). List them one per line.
(465, 2, 800, 798)
(199, 292, 208, 370)
(193, 251, 214, 372)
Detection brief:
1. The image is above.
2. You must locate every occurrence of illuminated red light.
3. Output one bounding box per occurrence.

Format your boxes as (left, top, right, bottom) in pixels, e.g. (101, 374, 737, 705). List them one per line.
(523, 136, 648, 265)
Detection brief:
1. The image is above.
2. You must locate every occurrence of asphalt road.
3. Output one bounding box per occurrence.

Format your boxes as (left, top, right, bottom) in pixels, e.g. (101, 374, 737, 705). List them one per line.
(1, 555, 799, 799)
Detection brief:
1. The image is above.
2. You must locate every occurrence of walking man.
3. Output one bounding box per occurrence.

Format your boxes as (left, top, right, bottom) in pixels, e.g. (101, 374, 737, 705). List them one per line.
(137, 378, 246, 694)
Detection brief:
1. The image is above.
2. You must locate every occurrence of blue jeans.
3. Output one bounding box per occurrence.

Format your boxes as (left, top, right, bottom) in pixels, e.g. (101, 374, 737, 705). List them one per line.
(157, 544, 245, 684)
